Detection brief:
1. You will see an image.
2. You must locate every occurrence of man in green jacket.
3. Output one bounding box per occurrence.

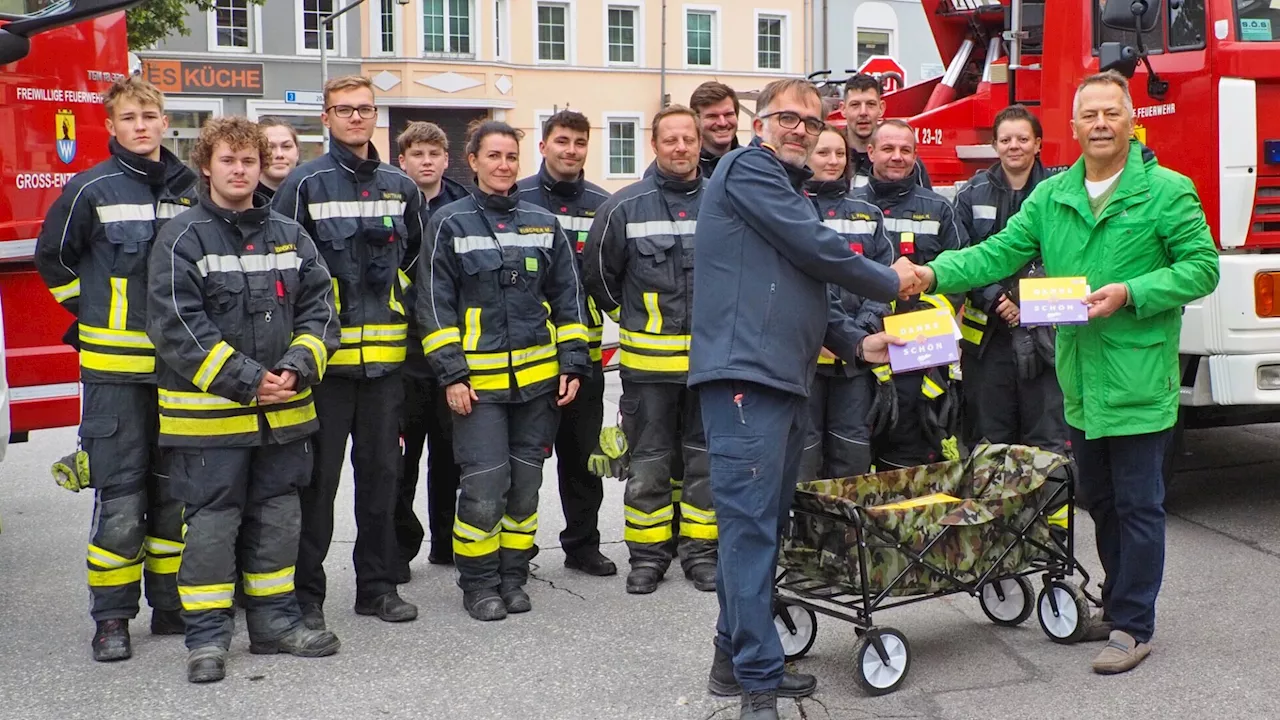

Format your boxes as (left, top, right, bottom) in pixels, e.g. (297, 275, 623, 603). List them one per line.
(897, 71, 1220, 675)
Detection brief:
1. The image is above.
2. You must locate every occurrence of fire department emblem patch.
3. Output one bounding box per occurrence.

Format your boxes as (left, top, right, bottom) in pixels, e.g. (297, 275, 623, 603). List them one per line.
(55, 109, 77, 165)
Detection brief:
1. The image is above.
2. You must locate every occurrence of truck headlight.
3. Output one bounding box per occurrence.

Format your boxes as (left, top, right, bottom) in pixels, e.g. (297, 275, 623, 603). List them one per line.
(1258, 365, 1280, 390)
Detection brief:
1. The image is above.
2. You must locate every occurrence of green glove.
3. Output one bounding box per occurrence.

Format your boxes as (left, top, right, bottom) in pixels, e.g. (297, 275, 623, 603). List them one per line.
(52, 450, 91, 492)
(588, 426, 629, 479)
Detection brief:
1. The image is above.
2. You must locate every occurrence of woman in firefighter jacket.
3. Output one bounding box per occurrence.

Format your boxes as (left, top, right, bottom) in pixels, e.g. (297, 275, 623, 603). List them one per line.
(954, 105, 1067, 454)
(416, 121, 592, 622)
(800, 126, 896, 481)
(146, 117, 341, 682)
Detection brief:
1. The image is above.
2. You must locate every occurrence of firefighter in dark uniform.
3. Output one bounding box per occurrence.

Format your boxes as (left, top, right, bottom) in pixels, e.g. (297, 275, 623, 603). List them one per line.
(515, 110, 616, 577)
(418, 121, 591, 622)
(954, 106, 1067, 453)
(272, 76, 422, 628)
(35, 77, 196, 662)
(800, 126, 896, 480)
(147, 117, 342, 683)
(583, 105, 717, 595)
(853, 119, 967, 469)
(393, 120, 468, 576)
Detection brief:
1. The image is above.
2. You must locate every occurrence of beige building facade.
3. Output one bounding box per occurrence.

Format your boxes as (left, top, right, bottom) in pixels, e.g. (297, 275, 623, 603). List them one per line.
(359, 0, 807, 191)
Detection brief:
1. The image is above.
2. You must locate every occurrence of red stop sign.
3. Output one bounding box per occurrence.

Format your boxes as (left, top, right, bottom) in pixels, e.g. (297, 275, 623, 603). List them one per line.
(857, 55, 908, 93)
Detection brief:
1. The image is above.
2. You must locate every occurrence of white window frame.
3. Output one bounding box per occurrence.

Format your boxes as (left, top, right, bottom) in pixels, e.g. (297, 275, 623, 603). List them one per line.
(368, 0, 404, 56)
(207, 0, 263, 53)
(682, 5, 720, 71)
(603, 1, 643, 68)
(854, 27, 894, 65)
(533, 109, 557, 143)
(296, 0, 349, 56)
(532, 0, 576, 66)
(602, 112, 644, 181)
(852, 2, 900, 63)
(416, 0, 480, 59)
(246, 101, 327, 156)
(753, 9, 789, 73)
(493, 0, 511, 61)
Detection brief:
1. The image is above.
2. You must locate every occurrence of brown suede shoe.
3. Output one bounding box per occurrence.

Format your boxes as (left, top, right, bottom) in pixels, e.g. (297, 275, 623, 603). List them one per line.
(1091, 630, 1151, 674)
(1081, 611, 1114, 642)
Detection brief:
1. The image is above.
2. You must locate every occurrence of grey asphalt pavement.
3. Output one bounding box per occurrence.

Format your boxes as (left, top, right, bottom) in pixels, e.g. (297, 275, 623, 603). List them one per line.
(2, 378, 1280, 720)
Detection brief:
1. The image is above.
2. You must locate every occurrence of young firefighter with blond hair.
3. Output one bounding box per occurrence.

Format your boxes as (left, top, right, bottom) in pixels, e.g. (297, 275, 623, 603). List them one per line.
(273, 75, 425, 628)
(35, 76, 198, 663)
(147, 116, 341, 683)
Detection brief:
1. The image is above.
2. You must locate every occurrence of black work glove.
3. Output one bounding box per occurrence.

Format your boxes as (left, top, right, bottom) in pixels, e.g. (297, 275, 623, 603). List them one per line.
(868, 366, 899, 438)
(1031, 325, 1057, 368)
(1011, 325, 1044, 380)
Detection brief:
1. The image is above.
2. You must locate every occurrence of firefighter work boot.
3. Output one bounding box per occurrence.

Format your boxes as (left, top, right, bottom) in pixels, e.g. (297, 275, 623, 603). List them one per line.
(354, 592, 418, 623)
(250, 626, 341, 657)
(92, 619, 132, 662)
(739, 691, 780, 720)
(186, 646, 227, 684)
(150, 608, 185, 636)
(463, 589, 508, 622)
(565, 548, 618, 577)
(708, 644, 817, 698)
(301, 603, 325, 631)
(685, 563, 718, 592)
(626, 566, 663, 595)
(500, 585, 532, 614)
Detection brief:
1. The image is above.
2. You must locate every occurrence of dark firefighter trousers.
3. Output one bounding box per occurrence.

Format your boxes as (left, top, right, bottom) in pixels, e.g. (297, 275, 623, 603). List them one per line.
(395, 371, 461, 574)
(874, 370, 945, 469)
(170, 438, 311, 650)
(960, 330, 1069, 454)
(800, 372, 875, 481)
(450, 393, 560, 593)
(555, 360, 606, 556)
(298, 373, 403, 608)
(620, 381, 716, 573)
(81, 383, 182, 621)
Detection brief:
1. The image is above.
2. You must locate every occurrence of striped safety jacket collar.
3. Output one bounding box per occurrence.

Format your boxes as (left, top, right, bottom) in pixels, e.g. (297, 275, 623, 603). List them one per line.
(582, 163, 704, 383)
(147, 192, 339, 448)
(416, 184, 591, 403)
(271, 139, 424, 380)
(34, 139, 198, 384)
(516, 162, 611, 362)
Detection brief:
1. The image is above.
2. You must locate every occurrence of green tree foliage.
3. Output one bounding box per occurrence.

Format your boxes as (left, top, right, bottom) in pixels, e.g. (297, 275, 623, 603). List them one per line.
(126, 0, 263, 50)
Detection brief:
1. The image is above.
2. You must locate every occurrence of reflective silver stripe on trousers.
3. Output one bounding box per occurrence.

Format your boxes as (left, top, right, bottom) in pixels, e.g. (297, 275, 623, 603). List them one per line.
(883, 217, 941, 235)
(307, 199, 407, 220)
(823, 218, 877, 235)
(625, 220, 697, 239)
(196, 252, 303, 276)
(96, 204, 156, 223)
(454, 233, 554, 254)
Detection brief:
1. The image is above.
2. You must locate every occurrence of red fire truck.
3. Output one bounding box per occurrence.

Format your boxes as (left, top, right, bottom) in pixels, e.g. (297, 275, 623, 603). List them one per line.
(0, 0, 138, 460)
(826, 0, 1280, 435)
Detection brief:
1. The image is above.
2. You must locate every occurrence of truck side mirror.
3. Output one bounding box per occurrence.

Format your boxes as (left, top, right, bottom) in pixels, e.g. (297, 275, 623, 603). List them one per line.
(1099, 0, 1163, 33)
(0, 0, 139, 64)
(1099, 42, 1139, 78)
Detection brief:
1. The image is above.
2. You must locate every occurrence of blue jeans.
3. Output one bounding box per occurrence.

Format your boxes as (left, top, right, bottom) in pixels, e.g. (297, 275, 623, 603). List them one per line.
(700, 380, 807, 692)
(1069, 426, 1172, 644)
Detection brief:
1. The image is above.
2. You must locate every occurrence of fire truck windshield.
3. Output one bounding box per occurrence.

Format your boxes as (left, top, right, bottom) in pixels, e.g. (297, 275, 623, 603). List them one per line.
(0, 0, 67, 17)
(1237, 0, 1280, 41)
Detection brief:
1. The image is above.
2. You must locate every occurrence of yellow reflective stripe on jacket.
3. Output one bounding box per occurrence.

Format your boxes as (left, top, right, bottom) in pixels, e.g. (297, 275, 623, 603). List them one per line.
(243, 566, 296, 597)
(160, 413, 260, 437)
(922, 375, 945, 399)
(920, 292, 956, 317)
(361, 346, 407, 364)
(960, 305, 988, 345)
(618, 330, 690, 352)
(388, 286, 406, 317)
(514, 359, 558, 388)
(423, 327, 461, 354)
(363, 324, 407, 343)
(340, 327, 362, 345)
(331, 278, 342, 314)
(452, 518, 501, 557)
(193, 341, 235, 391)
(291, 333, 329, 379)
(88, 543, 138, 569)
(817, 354, 838, 366)
(512, 344, 557, 367)
(463, 308, 482, 351)
(159, 389, 250, 411)
(330, 348, 360, 365)
(397, 269, 412, 291)
(264, 398, 318, 431)
(619, 350, 688, 373)
(642, 292, 663, 333)
(180, 583, 235, 611)
(51, 277, 81, 303)
(587, 295, 603, 327)
(79, 324, 153, 349)
(108, 277, 128, 330)
(557, 323, 589, 344)
(88, 563, 143, 587)
(873, 364, 893, 383)
(81, 351, 155, 374)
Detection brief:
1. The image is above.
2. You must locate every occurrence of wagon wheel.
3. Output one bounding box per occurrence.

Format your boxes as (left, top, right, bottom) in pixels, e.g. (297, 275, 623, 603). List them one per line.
(1036, 580, 1090, 644)
(979, 576, 1035, 627)
(773, 602, 818, 661)
(852, 626, 911, 696)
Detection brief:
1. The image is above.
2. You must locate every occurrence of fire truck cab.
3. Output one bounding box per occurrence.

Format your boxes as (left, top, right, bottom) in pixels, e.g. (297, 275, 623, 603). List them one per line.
(832, 0, 1280, 432)
(0, 0, 139, 460)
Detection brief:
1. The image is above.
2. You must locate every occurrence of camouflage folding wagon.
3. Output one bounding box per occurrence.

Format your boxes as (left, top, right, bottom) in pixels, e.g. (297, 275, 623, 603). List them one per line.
(771, 443, 1101, 696)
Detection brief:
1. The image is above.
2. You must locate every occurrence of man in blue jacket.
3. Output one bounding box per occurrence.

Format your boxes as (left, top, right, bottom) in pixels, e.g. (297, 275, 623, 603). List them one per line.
(689, 78, 907, 720)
